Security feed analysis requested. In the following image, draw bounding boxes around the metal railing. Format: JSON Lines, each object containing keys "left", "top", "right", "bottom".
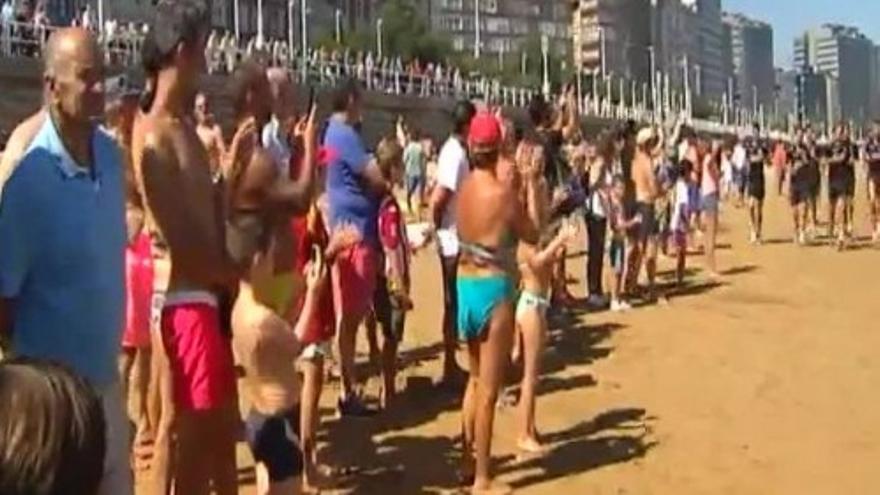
{"left": 0, "top": 19, "right": 750, "bottom": 136}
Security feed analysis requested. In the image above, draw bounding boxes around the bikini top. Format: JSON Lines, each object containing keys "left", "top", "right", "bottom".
{"left": 459, "top": 229, "right": 518, "bottom": 273}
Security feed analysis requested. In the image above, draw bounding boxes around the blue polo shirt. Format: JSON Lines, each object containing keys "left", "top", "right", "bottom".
{"left": 0, "top": 115, "right": 126, "bottom": 387}
{"left": 324, "top": 116, "right": 379, "bottom": 244}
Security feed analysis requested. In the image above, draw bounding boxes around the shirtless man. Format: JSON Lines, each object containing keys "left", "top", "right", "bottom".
{"left": 628, "top": 126, "right": 664, "bottom": 301}
{"left": 194, "top": 92, "right": 227, "bottom": 180}
{"left": 132, "top": 2, "right": 240, "bottom": 494}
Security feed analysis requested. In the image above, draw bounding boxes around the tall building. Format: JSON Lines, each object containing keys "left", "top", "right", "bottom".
{"left": 570, "top": 0, "right": 653, "bottom": 83}
{"left": 794, "top": 24, "right": 874, "bottom": 123}
{"left": 651, "top": 0, "right": 698, "bottom": 91}
{"left": 795, "top": 66, "right": 839, "bottom": 131}
{"left": 429, "top": 0, "right": 570, "bottom": 57}
{"left": 723, "top": 12, "right": 774, "bottom": 110}
{"left": 683, "top": 0, "right": 729, "bottom": 100}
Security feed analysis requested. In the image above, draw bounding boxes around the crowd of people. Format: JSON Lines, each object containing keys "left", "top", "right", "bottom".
{"left": 2, "top": 1, "right": 880, "bottom": 495}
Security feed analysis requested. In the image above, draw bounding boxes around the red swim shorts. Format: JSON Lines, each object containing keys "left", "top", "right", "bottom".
{"left": 160, "top": 301, "right": 236, "bottom": 412}
{"left": 332, "top": 242, "right": 379, "bottom": 320}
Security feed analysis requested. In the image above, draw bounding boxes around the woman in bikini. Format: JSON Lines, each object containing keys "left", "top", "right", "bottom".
{"left": 456, "top": 112, "right": 540, "bottom": 494}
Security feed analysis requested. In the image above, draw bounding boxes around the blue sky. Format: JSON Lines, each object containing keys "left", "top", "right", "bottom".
{"left": 725, "top": 0, "right": 880, "bottom": 68}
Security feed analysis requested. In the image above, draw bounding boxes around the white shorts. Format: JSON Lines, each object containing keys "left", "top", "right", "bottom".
{"left": 300, "top": 340, "right": 333, "bottom": 361}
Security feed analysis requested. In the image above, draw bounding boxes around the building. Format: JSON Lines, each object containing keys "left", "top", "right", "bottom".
{"left": 682, "top": 0, "right": 729, "bottom": 100}
{"left": 795, "top": 66, "right": 839, "bottom": 131}
{"left": 776, "top": 67, "right": 797, "bottom": 121}
{"left": 570, "top": 0, "right": 653, "bottom": 83}
{"left": 651, "top": 0, "right": 697, "bottom": 91}
{"left": 723, "top": 12, "right": 774, "bottom": 111}
{"left": 429, "top": 0, "right": 570, "bottom": 58}
{"left": 794, "top": 24, "right": 874, "bottom": 123}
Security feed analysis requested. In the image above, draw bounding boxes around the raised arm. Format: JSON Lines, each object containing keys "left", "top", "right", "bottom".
{"left": 265, "top": 107, "right": 318, "bottom": 213}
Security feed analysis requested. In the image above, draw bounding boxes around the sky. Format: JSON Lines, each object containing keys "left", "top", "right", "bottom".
{"left": 724, "top": 0, "right": 880, "bottom": 68}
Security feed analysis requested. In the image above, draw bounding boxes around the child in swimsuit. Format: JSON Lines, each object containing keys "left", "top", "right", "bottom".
{"left": 671, "top": 161, "right": 696, "bottom": 286}
{"left": 511, "top": 141, "right": 577, "bottom": 455}
{"left": 606, "top": 176, "right": 643, "bottom": 312}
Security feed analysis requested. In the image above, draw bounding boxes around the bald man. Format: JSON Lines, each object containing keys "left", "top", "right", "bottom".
{"left": 0, "top": 28, "right": 132, "bottom": 495}
{"left": 132, "top": 2, "right": 240, "bottom": 494}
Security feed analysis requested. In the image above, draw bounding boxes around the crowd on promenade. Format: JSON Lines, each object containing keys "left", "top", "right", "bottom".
{"left": 2, "top": 1, "right": 880, "bottom": 495}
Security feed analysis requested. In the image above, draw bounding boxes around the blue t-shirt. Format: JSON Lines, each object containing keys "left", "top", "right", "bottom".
{"left": 323, "top": 117, "right": 379, "bottom": 244}
{"left": 0, "top": 116, "right": 126, "bottom": 388}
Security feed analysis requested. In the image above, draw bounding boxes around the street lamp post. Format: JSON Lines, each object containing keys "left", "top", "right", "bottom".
{"left": 335, "top": 9, "right": 342, "bottom": 44}
{"left": 683, "top": 54, "right": 691, "bottom": 118}
{"left": 234, "top": 0, "right": 240, "bottom": 40}
{"left": 376, "top": 18, "right": 384, "bottom": 60}
{"left": 287, "top": 0, "right": 294, "bottom": 63}
{"left": 592, "top": 69, "right": 600, "bottom": 114}
{"left": 648, "top": 45, "right": 656, "bottom": 118}
{"left": 541, "top": 34, "right": 550, "bottom": 99}
{"left": 598, "top": 25, "right": 607, "bottom": 78}
{"left": 257, "top": 0, "right": 264, "bottom": 48}
{"left": 474, "top": 0, "right": 481, "bottom": 59}
{"left": 300, "top": 0, "right": 308, "bottom": 83}
{"left": 97, "top": 0, "right": 104, "bottom": 34}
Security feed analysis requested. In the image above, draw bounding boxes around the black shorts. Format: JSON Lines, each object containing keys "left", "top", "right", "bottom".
{"left": 748, "top": 180, "right": 766, "bottom": 201}
{"left": 829, "top": 169, "right": 855, "bottom": 200}
{"left": 635, "top": 202, "right": 659, "bottom": 242}
{"left": 245, "top": 407, "right": 303, "bottom": 482}
{"left": 374, "top": 276, "right": 407, "bottom": 344}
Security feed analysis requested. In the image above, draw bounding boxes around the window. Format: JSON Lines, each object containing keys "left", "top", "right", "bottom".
{"left": 440, "top": 15, "right": 464, "bottom": 31}
{"left": 481, "top": 0, "right": 498, "bottom": 14}
{"left": 453, "top": 36, "right": 466, "bottom": 51}
{"left": 485, "top": 17, "right": 510, "bottom": 34}
{"left": 441, "top": 0, "right": 464, "bottom": 10}
{"left": 511, "top": 19, "right": 529, "bottom": 35}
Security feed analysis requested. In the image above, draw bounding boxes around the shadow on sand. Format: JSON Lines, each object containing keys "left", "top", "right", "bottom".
{"left": 314, "top": 313, "right": 650, "bottom": 493}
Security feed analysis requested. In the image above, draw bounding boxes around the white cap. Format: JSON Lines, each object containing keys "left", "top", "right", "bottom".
{"left": 636, "top": 126, "right": 656, "bottom": 146}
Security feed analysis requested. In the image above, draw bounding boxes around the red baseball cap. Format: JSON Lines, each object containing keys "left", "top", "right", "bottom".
{"left": 468, "top": 111, "right": 502, "bottom": 151}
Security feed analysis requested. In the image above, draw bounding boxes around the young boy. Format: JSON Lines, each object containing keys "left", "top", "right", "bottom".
{"left": 373, "top": 137, "right": 415, "bottom": 408}
{"left": 671, "top": 160, "right": 696, "bottom": 286}
{"left": 233, "top": 228, "right": 327, "bottom": 495}
{"left": 606, "top": 175, "right": 642, "bottom": 312}
{"left": 234, "top": 210, "right": 355, "bottom": 495}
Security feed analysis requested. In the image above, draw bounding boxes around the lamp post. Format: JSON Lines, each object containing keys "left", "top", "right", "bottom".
{"left": 376, "top": 17, "right": 384, "bottom": 60}
{"left": 648, "top": 45, "right": 656, "bottom": 117}
{"left": 541, "top": 34, "right": 550, "bottom": 98}
{"left": 234, "top": 0, "right": 240, "bottom": 40}
{"left": 597, "top": 24, "right": 607, "bottom": 78}
{"left": 300, "top": 0, "right": 308, "bottom": 83}
{"left": 287, "top": 0, "right": 294, "bottom": 63}
{"left": 257, "top": 0, "right": 264, "bottom": 48}
{"left": 474, "top": 0, "right": 481, "bottom": 59}
{"left": 335, "top": 8, "right": 342, "bottom": 44}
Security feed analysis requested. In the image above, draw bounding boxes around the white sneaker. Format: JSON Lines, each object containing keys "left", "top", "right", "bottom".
{"left": 611, "top": 300, "right": 631, "bottom": 312}
{"left": 749, "top": 231, "right": 758, "bottom": 245}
